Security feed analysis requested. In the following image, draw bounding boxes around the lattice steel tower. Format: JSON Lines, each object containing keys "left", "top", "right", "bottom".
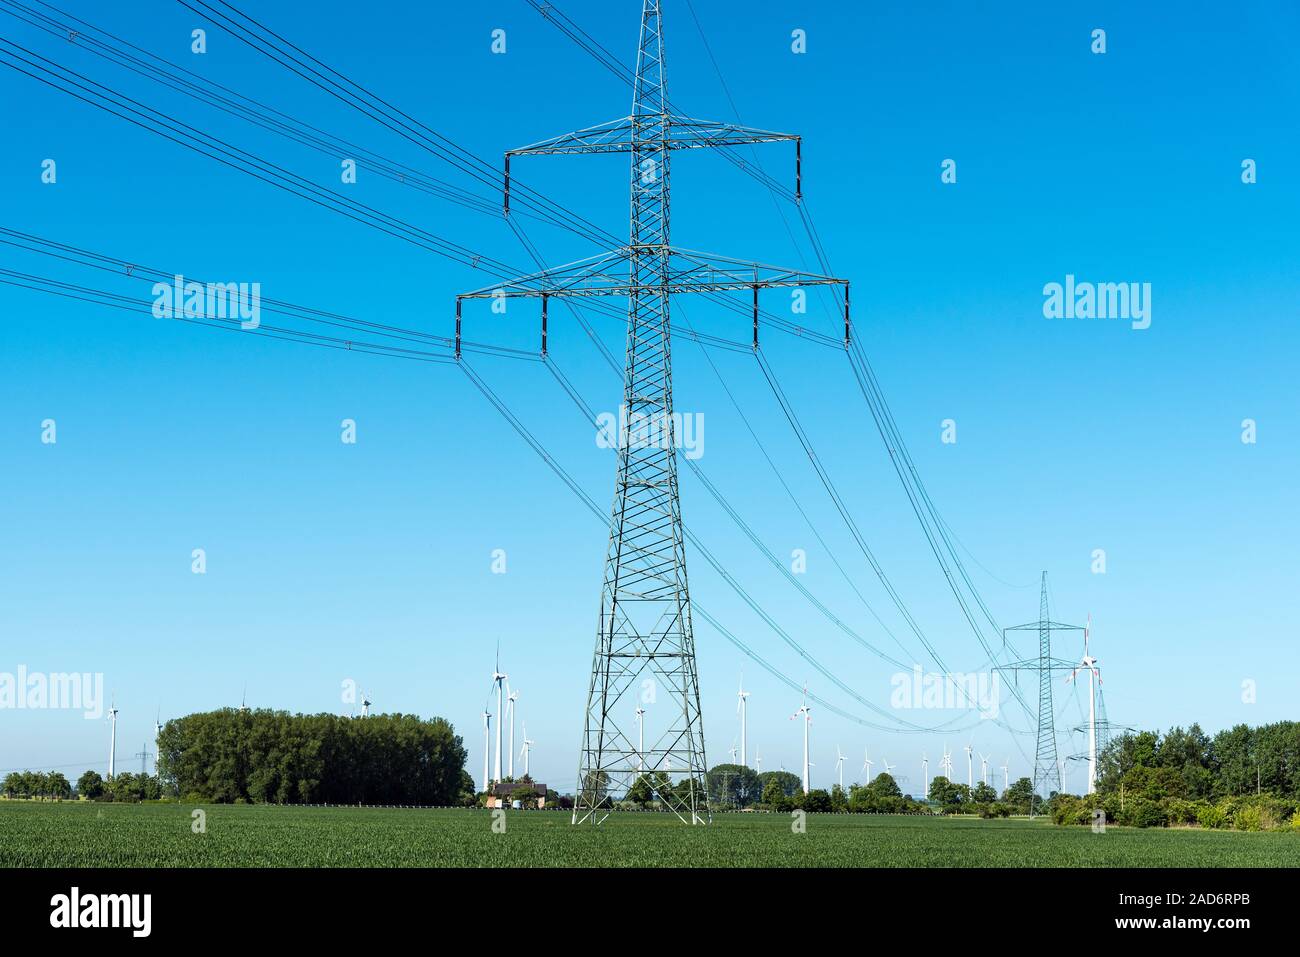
{"left": 997, "top": 572, "right": 1084, "bottom": 816}
{"left": 455, "top": 0, "right": 848, "bottom": 825}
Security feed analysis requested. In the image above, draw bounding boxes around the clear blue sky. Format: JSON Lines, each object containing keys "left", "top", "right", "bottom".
{"left": 1, "top": 0, "right": 1296, "bottom": 794}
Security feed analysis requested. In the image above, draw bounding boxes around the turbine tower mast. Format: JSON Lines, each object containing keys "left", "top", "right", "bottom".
{"left": 1069, "top": 614, "right": 1101, "bottom": 794}
{"left": 492, "top": 649, "right": 507, "bottom": 784}
{"left": 107, "top": 697, "right": 118, "bottom": 779}
{"left": 456, "top": 0, "right": 848, "bottom": 824}
{"left": 737, "top": 674, "right": 750, "bottom": 768}
{"left": 154, "top": 709, "right": 163, "bottom": 777}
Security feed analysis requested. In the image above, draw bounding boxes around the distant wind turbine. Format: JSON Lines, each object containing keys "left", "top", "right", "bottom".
{"left": 789, "top": 685, "right": 812, "bottom": 793}
{"left": 107, "top": 696, "right": 118, "bottom": 779}
{"left": 736, "top": 674, "right": 750, "bottom": 768}
{"left": 519, "top": 722, "right": 535, "bottom": 778}
{"left": 862, "top": 750, "right": 874, "bottom": 782}
{"left": 506, "top": 684, "right": 519, "bottom": 778}
{"left": 835, "top": 745, "right": 845, "bottom": 791}
{"left": 1067, "top": 613, "right": 1102, "bottom": 794}
{"left": 491, "top": 646, "right": 508, "bottom": 783}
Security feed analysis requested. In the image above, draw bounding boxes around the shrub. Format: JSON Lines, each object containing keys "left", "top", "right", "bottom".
{"left": 1236, "top": 805, "right": 1264, "bottom": 832}
{"left": 1118, "top": 798, "right": 1167, "bottom": 828}
{"left": 1165, "top": 799, "right": 1201, "bottom": 826}
{"left": 1196, "top": 803, "right": 1227, "bottom": 829}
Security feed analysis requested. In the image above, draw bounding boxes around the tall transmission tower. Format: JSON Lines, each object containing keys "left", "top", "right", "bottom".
{"left": 455, "top": 0, "right": 849, "bottom": 825}
{"left": 995, "top": 572, "right": 1084, "bottom": 816}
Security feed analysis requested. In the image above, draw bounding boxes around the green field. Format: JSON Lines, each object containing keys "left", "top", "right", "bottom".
{"left": 3, "top": 802, "right": 1298, "bottom": 867}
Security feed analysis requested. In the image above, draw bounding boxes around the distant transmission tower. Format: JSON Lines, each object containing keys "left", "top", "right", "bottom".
{"left": 455, "top": 0, "right": 849, "bottom": 825}
{"left": 996, "top": 572, "right": 1084, "bottom": 816}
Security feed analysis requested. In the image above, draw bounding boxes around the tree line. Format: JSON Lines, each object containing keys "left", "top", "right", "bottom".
{"left": 3, "top": 710, "right": 473, "bottom": 806}
{"left": 157, "top": 709, "right": 472, "bottom": 805}
{"left": 1052, "top": 721, "right": 1300, "bottom": 830}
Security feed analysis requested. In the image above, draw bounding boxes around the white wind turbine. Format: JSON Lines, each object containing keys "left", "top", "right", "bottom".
{"left": 491, "top": 648, "right": 508, "bottom": 783}
{"left": 964, "top": 743, "right": 974, "bottom": 789}
{"left": 107, "top": 696, "right": 119, "bottom": 779}
{"left": 481, "top": 711, "right": 492, "bottom": 792}
{"left": 519, "top": 722, "right": 535, "bottom": 778}
{"left": 154, "top": 709, "right": 163, "bottom": 776}
{"left": 1001, "top": 759, "right": 1010, "bottom": 794}
{"left": 360, "top": 689, "right": 371, "bottom": 718}
{"left": 754, "top": 751, "right": 762, "bottom": 774}
{"left": 729, "top": 738, "right": 739, "bottom": 764}
{"left": 940, "top": 746, "right": 954, "bottom": 780}
{"left": 506, "top": 684, "right": 519, "bottom": 778}
{"left": 979, "top": 752, "right": 990, "bottom": 785}
{"left": 882, "top": 758, "right": 896, "bottom": 784}
{"left": 862, "top": 750, "right": 874, "bottom": 782}
{"left": 1068, "top": 613, "right": 1102, "bottom": 794}
{"left": 835, "top": 745, "right": 845, "bottom": 791}
{"left": 635, "top": 706, "right": 646, "bottom": 772}
{"left": 922, "top": 752, "right": 930, "bottom": 798}
{"left": 789, "top": 686, "right": 812, "bottom": 793}
{"left": 736, "top": 674, "right": 750, "bottom": 768}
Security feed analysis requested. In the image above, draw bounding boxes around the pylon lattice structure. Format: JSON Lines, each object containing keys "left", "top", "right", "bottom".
{"left": 454, "top": 0, "right": 849, "bottom": 825}
{"left": 995, "top": 572, "right": 1084, "bottom": 816}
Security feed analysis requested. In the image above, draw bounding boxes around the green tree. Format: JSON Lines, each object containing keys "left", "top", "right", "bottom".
{"left": 866, "top": 772, "right": 901, "bottom": 799}
{"left": 803, "top": 788, "right": 832, "bottom": 812}
{"left": 76, "top": 770, "right": 105, "bottom": 800}
{"left": 2, "top": 772, "right": 22, "bottom": 798}
{"left": 1003, "top": 776, "right": 1034, "bottom": 813}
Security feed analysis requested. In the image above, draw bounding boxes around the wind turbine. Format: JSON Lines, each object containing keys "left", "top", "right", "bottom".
{"left": 635, "top": 706, "right": 646, "bottom": 772}
{"left": 736, "top": 674, "right": 750, "bottom": 768}
{"left": 506, "top": 684, "right": 519, "bottom": 778}
{"left": 481, "top": 710, "right": 492, "bottom": 792}
{"left": 1068, "top": 613, "right": 1102, "bottom": 794}
{"left": 881, "top": 758, "right": 896, "bottom": 785}
{"left": 979, "top": 752, "right": 990, "bottom": 785}
{"left": 921, "top": 753, "right": 929, "bottom": 799}
{"left": 519, "top": 722, "right": 535, "bottom": 778}
{"left": 754, "top": 751, "right": 762, "bottom": 774}
{"left": 729, "top": 738, "right": 739, "bottom": 764}
{"left": 862, "top": 750, "right": 874, "bottom": 782}
{"left": 1001, "top": 759, "right": 1010, "bottom": 794}
{"left": 239, "top": 686, "right": 247, "bottom": 713}
{"left": 491, "top": 647, "right": 507, "bottom": 783}
{"left": 940, "top": 746, "right": 954, "bottom": 779}
{"left": 107, "top": 697, "right": 118, "bottom": 779}
{"left": 789, "top": 686, "right": 812, "bottom": 794}
{"left": 154, "top": 709, "right": 163, "bottom": 776}
{"left": 835, "top": 745, "right": 846, "bottom": 791}
{"left": 964, "top": 744, "right": 974, "bottom": 789}
{"left": 360, "top": 689, "right": 371, "bottom": 718}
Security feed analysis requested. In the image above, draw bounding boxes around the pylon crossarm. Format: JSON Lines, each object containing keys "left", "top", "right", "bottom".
{"left": 456, "top": 247, "right": 846, "bottom": 299}
{"left": 1004, "top": 621, "right": 1085, "bottom": 632}
{"left": 507, "top": 114, "right": 797, "bottom": 157}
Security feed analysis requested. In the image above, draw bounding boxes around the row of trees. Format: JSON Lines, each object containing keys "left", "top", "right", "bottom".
{"left": 1049, "top": 722, "right": 1300, "bottom": 829}
{"left": 700, "top": 763, "right": 1041, "bottom": 815}
{"left": 2, "top": 770, "right": 73, "bottom": 799}
{"left": 158, "top": 709, "right": 471, "bottom": 804}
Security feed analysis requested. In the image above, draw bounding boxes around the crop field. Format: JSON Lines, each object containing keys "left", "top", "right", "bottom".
{"left": 4, "top": 803, "right": 1298, "bottom": 868}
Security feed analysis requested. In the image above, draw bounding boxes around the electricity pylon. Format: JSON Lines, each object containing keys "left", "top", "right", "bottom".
{"left": 454, "top": 0, "right": 849, "bottom": 825}
{"left": 995, "top": 572, "right": 1084, "bottom": 816}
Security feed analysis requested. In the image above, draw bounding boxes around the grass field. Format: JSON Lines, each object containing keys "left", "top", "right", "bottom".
{"left": 4, "top": 803, "right": 1298, "bottom": 867}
